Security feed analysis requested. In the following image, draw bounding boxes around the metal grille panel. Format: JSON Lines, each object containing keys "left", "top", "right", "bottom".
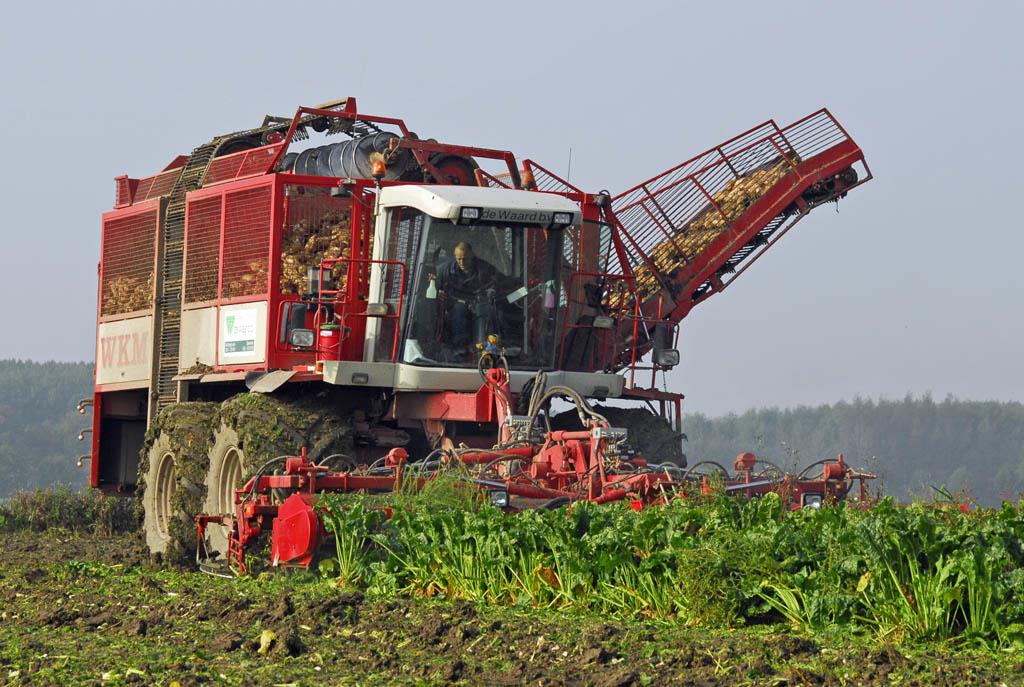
{"left": 281, "top": 186, "right": 353, "bottom": 295}
{"left": 134, "top": 167, "right": 183, "bottom": 203}
{"left": 476, "top": 169, "right": 514, "bottom": 189}
{"left": 221, "top": 186, "right": 273, "bottom": 299}
{"left": 524, "top": 159, "right": 582, "bottom": 195}
{"left": 205, "top": 144, "right": 284, "bottom": 186}
{"left": 101, "top": 208, "right": 157, "bottom": 316}
{"left": 383, "top": 211, "right": 421, "bottom": 301}
{"left": 115, "top": 177, "right": 133, "bottom": 207}
{"left": 204, "top": 155, "right": 244, "bottom": 186}
{"left": 184, "top": 196, "right": 223, "bottom": 303}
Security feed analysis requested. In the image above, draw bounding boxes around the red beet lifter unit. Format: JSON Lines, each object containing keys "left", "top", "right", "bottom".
{"left": 83, "top": 97, "right": 873, "bottom": 568}
{"left": 202, "top": 447, "right": 872, "bottom": 573}
{"left": 198, "top": 366, "right": 873, "bottom": 573}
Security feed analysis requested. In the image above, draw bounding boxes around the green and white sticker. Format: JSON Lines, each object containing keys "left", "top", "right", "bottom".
{"left": 222, "top": 307, "right": 257, "bottom": 357}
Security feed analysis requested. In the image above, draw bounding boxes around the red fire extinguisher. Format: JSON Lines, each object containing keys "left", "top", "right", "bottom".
{"left": 318, "top": 323, "right": 341, "bottom": 362}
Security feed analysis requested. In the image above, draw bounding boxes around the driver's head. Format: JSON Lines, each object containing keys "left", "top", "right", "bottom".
{"left": 454, "top": 242, "right": 473, "bottom": 270}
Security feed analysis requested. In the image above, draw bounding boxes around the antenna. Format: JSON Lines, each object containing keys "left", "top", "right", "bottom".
{"left": 566, "top": 147, "right": 573, "bottom": 181}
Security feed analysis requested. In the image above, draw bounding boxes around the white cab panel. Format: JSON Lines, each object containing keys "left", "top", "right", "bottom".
{"left": 179, "top": 306, "right": 217, "bottom": 371}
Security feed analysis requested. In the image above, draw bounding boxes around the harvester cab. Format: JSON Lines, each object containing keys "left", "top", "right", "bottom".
{"left": 364, "top": 185, "right": 579, "bottom": 372}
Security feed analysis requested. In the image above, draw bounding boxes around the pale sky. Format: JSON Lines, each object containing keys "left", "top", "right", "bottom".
{"left": 1, "top": 1, "right": 1021, "bottom": 415}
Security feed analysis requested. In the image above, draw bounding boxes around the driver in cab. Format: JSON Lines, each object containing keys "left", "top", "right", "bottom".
{"left": 436, "top": 241, "right": 500, "bottom": 349}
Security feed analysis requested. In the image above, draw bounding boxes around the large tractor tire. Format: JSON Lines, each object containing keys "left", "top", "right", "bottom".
{"left": 201, "top": 393, "right": 354, "bottom": 558}
{"left": 551, "top": 404, "right": 687, "bottom": 466}
{"left": 138, "top": 402, "right": 218, "bottom": 565}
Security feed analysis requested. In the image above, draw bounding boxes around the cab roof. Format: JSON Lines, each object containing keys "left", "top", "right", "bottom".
{"left": 378, "top": 184, "right": 582, "bottom": 222}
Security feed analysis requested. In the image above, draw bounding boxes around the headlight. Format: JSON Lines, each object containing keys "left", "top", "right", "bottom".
{"left": 654, "top": 348, "right": 680, "bottom": 368}
{"left": 458, "top": 206, "right": 482, "bottom": 224}
{"left": 288, "top": 328, "right": 315, "bottom": 347}
{"left": 488, "top": 489, "right": 509, "bottom": 508}
{"left": 550, "top": 211, "right": 573, "bottom": 228}
{"left": 802, "top": 493, "right": 823, "bottom": 509}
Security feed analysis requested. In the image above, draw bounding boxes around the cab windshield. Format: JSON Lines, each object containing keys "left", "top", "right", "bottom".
{"left": 379, "top": 209, "right": 567, "bottom": 369}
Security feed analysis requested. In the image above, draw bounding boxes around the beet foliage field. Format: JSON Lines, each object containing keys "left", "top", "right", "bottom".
{"left": 1, "top": 489, "right": 1023, "bottom": 685}
{"left": 321, "top": 491, "right": 1024, "bottom": 648}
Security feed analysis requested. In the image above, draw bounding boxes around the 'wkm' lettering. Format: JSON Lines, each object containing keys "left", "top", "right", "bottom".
{"left": 100, "top": 332, "right": 148, "bottom": 368}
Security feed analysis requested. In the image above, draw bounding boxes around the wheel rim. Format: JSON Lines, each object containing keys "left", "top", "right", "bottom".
{"left": 154, "top": 452, "right": 176, "bottom": 540}
{"left": 218, "top": 447, "right": 243, "bottom": 515}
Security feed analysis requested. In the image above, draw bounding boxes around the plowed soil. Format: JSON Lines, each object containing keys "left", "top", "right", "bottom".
{"left": 1, "top": 530, "right": 1020, "bottom": 686}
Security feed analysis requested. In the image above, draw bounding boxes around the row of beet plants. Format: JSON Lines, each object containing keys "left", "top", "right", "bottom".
{"left": 317, "top": 490, "right": 1024, "bottom": 649}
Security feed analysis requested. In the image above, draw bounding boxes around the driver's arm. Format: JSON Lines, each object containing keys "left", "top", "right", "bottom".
{"left": 435, "top": 262, "right": 450, "bottom": 298}
{"left": 479, "top": 259, "right": 500, "bottom": 290}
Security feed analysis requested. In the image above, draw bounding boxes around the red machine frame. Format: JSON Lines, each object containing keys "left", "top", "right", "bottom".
{"left": 87, "top": 99, "right": 871, "bottom": 504}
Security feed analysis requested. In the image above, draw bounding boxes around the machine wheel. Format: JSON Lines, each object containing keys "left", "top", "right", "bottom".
{"left": 138, "top": 402, "right": 218, "bottom": 564}
{"left": 200, "top": 392, "right": 355, "bottom": 559}
{"left": 550, "top": 404, "right": 687, "bottom": 466}
{"left": 141, "top": 433, "right": 176, "bottom": 555}
{"left": 202, "top": 424, "right": 247, "bottom": 558}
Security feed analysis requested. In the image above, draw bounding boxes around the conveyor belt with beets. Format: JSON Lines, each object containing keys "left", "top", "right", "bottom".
{"left": 609, "top": 109, "right": 871, "bottom": 331}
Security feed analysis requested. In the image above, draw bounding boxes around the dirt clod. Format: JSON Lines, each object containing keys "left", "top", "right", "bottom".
{"left": 22, "top": 567, "right": 47, "bottom": 583}
{"left": 580, "top": 646, "right": 611, "bottom": 664}
{"left": 273, "top": 625, "right": 305, "bottom": 657}
{"left": 40, "top": 607, "right": 78, "bottom": 626}
{"left": 434, "top": 659, "right": 465, "bottom": 682}
{"left": 269, "top": 595, "right": 294, "bottom": 621}
{"left": 210, "top": 632, "right": 244, "bottom": 653}
{"left": 79, "top": 611, "right": 115, "bottom": 628}
{"left": 594, "top": 668, "right": 639, "bottom": 687}
{"left": 125, "top": 618, "right": 148, "bottom": 636}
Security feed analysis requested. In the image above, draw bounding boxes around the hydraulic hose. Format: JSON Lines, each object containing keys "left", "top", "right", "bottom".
{"left": 243, "top": 455, "right": 291, "bottom": 503}
{"left": 680, "top": 460, "right": 731, "bottom": 482}
{"left": 528, "top": 385, "right": 609, "bottom": 431}
{"left": 478, "top": 353, "right": 513, "bottom": 417}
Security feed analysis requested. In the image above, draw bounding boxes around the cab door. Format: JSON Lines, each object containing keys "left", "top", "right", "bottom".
{"left": 363, "top": 206, "right": 426, "bottom": 362}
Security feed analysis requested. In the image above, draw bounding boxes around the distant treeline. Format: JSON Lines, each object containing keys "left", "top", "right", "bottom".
{"left": 0, "top": 360, "right": 93, "bottom": 498}
{"left": 685, "top": 396, "right": 1024, "bottom": 506}
{"left": 1, "top": 360, "right": 1022, "bottom": 505}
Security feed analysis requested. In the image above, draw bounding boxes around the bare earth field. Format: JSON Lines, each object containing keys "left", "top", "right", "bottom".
{"left": 0, "top": 530, "right": 1020, "bottom": 686}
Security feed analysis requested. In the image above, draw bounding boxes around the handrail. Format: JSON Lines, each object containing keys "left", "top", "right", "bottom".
{"left": 316, "top": 257, "right": 408, "bottom": 363}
